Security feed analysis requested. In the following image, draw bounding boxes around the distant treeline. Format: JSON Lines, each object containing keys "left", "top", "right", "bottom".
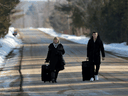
{"left": 0, "top": 0, "right": 20, "bottom": 38}
{"left": 53, "top": 0, "right": 128, "bottom": 44}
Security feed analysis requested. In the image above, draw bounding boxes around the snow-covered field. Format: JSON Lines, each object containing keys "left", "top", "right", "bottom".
{"left": 0, "top": 27, "right": 22, "bottom": 68}
{"left": 38, "top": 28, "right": 128, "bottom": 57}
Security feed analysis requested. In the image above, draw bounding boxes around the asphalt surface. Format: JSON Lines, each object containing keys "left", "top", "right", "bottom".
{"left": 0, "top": 28, "right": 128, "bottom": 96}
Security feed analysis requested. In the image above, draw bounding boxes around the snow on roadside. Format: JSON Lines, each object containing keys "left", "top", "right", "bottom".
{"left": 104, "top": 42, "right": 128, "bottom": 57}
{"left": 38, "top": 28, "right": 90, "bottom": 44}
{"left": 0, "top": 27, "right": 22, "bottom": 68}
{"left": 38, "top": 28, "right": 128, "bottom": 57}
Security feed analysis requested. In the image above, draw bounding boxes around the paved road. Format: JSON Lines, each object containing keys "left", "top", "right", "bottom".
{"left": 3, "top": 28, "right": 128, "bottom": 96}
{"left": 0, "top": 47, "right": 21, "bottom": 96}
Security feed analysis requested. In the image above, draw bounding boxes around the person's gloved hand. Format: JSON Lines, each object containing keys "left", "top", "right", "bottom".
{"left": 86, "top": 57, "right": 89, "bottom": 61}
{"left": 102, "top": 57, "right": 105, "bottom": 61}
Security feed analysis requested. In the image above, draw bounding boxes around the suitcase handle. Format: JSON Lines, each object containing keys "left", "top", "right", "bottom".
{"left": 81, "top": 58, "right": 89, "bottom": 66}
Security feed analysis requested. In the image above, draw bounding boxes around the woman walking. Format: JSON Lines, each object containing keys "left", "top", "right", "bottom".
{"left": 45, "top": 37, "right": 65, "bottom": 83}
{"left": 87, "top": 32, "right": 105, "bottom": 82}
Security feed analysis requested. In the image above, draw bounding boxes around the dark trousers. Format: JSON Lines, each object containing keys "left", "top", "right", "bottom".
{"left": 51, "top": 70, "right": 59, "bottom": 81}
{"left": 90, "top": 62, "right": 100, "bottom": 77}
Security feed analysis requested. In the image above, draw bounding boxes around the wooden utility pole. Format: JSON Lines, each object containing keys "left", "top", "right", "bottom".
{"left": 67, "top": 0, "right": 70, "bottom": 34}
{"left": 23, "top": 8, "right": 25, "bottom": 28}
{"left": 48, "top": 0, "right": 50, "bottom": 16}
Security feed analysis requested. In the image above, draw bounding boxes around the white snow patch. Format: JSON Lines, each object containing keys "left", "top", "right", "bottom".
{"left": 38, "top": 28, "right": 128, "bottom": 57}
{"left": 38, "top": 28, "right": 89, "bottom": 44}
{"left": 0, "top": 27, "right": 22, "bottom": 68}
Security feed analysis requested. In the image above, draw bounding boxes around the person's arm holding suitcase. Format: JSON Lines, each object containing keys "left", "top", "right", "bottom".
{"left": 45, "top": 45, "right": 52, "bottom": 63}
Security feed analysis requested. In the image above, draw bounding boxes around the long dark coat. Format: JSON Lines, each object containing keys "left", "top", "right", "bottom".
{"left": 87, "top": 35, "right": 105, "bottom": 65}
{"left": 46, "top": 43, "right": 65, "bottom": 71}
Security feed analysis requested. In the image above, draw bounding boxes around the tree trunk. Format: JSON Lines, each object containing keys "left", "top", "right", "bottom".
{"left": 126, "top": 35, "right": 128, "bottom": 45}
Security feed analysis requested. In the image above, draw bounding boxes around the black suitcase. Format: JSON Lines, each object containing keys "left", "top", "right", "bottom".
{"left": 82, "top": 61, "right": 91, "bottom": 81}
{"left": 41, "top": 65, "right": 51, "bottom": 83}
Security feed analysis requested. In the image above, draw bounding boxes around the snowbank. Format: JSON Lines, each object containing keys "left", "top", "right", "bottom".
{"left": 104, "top": 42, "right": 128, "bottom": 57}
{"left": 0, "top": 27, "right": 22, "bottom": 68}
{"left": 38, "top": 28, "right": 90, "bottom": 44}
{"left": 38, "top": 28, "right": 128, "bottom": 57}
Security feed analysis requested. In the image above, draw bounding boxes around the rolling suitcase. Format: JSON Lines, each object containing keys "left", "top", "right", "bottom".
{"left": 82, "top": 61, "right": 91, "bottom": 81}
{"left": 41, "top": 65, "right": 51, "bottom": 83}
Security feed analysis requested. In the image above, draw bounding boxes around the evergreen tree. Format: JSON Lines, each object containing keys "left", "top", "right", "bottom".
{"left": 100, "top": 0, "right": 128, "bottom": 43}
{"left": 0, "top": 0, "right": 20, "bottom": 38}
{"left": 49, "top": 10, "right": 69, "bottom": 33}
{"left": 54, "top": 0, "right": 128, "bottom": 44}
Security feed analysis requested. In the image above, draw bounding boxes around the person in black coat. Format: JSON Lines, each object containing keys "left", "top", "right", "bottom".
{"left": 87, "top": 32, "right": 105, "bottom": 82}
{"left": 45, "top": 37, "right": 65, "bottom": 83}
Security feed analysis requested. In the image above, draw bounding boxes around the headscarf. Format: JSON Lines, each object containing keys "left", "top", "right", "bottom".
{"left": 53, "top": 37, "right": 60, "bottom": 48}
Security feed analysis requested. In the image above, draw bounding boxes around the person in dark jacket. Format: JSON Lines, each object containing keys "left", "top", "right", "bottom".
{"left": 87, "top": 32, "right": 105, "bottom": 82}
{"left": 45, "top": 37, "right": 65, "bottom": 83}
